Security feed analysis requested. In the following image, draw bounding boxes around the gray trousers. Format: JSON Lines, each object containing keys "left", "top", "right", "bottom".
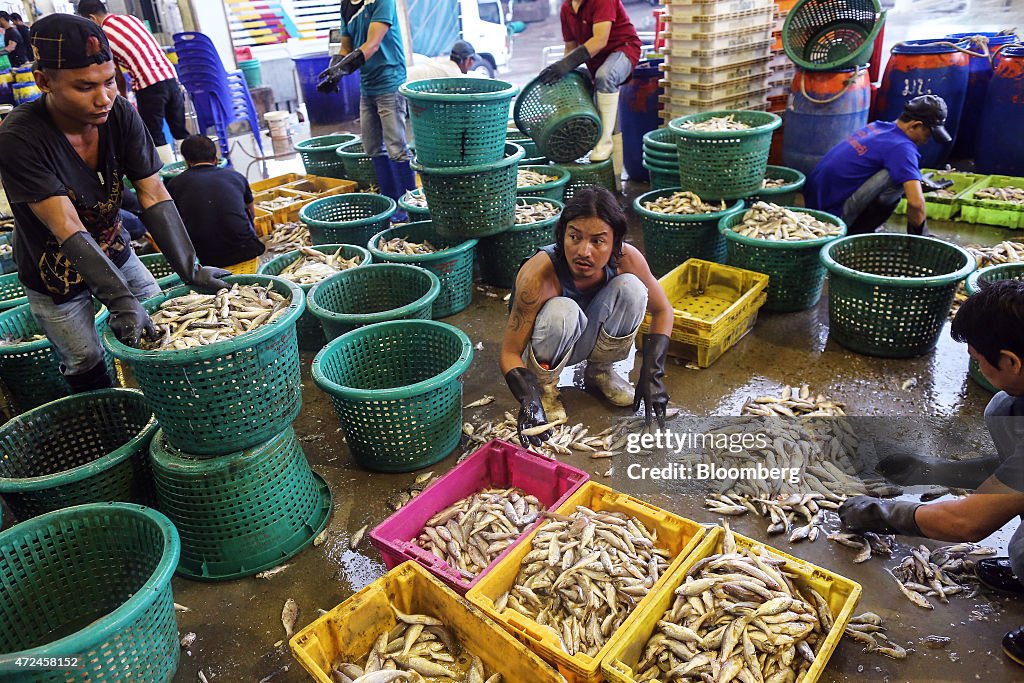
{"left": 360, "top": 91, "right": 412, "bottom": 162}
{"left": 842, "top": 169, "right": 905, "bottom": 232}
{"left": 593, "top": 51, "right": 634, "bottom": 94}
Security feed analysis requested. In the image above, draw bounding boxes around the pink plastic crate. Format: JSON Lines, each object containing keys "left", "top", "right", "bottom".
{"left": 369, "top": 439, "right": 589, "bottom": 594}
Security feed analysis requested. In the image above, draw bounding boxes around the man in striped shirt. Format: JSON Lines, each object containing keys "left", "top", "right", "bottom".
{"left": 78, "top": 0, "right": 187, "bottom": 165}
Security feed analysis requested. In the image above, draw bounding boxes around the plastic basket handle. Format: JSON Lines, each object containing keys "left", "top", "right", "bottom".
{"left": 799, "top": 66, "right": 868, "bottom": 105}
{"left": 505, "top": 610, "right": 553, "bottom": 644}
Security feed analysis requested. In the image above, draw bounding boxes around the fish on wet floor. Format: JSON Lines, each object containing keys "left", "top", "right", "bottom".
{"left": 282, "top": 598, "right": 299, "bottom": 638}
{"left": 350, "top": 525, "right": 368, "bottom": 550}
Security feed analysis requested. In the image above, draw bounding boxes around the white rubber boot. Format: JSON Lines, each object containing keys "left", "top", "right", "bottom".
{"left": 584, "top": 327, "right": 638, "bottom": 407}
{"left": 589, "top": 91, "right": 620, "bottom": 162}
{"left": 155, "top": 144, "right": 175, "bottom": 165}
{"left": 611, "top": 133, "right": 624, "bottom": 191}
{"left": 525, "top": 346, "right": 568, "bottom": 423}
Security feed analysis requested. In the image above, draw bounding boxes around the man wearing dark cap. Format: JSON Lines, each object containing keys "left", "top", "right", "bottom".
{"left": 0, "top": 14, "right": 228, "bottom": 393}
{"left": 805, "top": 95, "right": 954, "bottom": 236}
{"left": 404, "top": 40, "right": 485, "bottom": 82}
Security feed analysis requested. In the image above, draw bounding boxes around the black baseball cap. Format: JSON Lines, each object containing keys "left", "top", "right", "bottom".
{"left": 450, "top": 40, "right": 476, "bottom": 62}
{"left": 30, "top": 13, "right": 112, "bottom": 71}
{"left": 903, "top": 95, "right": 951, "bottom": 143}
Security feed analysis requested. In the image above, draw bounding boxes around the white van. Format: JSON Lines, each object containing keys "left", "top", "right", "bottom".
{"left": 461, "top": 0, "right": 513, "bottom": 75}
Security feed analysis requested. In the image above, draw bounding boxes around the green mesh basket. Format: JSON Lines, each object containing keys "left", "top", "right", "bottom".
{"left": 312, "top": 320, "right": 473, "bottom": 472}
{"left": 783, "top": 0, "right": 885, "bottom": 71}
{"left": 561, "top": 157, "right": 617, "bottom": 200}
{"left": 258, "top": 244, "right": 372, "bottom": 350}
{"left": 643, "top": 146, "right": 679, "bottom": 165}
{"left": 300, "top": 193, "right": 396, "bottom": 246}
{"left": 517, "top": 164, "right": 570, "bottom": 200}
{"left": 0, "top": 301, "right": 116, "bottom": 415}
{"left": 634, "top": 191, "right": 744, "bottom": 277}
{"left": 295, "top": 133, "right": 358, "bottom": 179}
{"left": 0, "top": 272, "right": 27, "bottom": 312}
{"left": 399, "top": 188, "right": 431, "bottom": 220}
{"left": 479, "top": 197, "right": 564, "bottom": 288}
{"left": 643, "top": 127, "right": 680, "bottom": 155}
{"left": 964, "top": 263, "right": 1024, "bottom": 392}
{"left": 821, "top": 234, "right": 976, "bottom": 357}
{"left": 413, "top": 143, "right": 523, "bottom": 240}
{"left": 0, "top": 502, "right": 180, "bottom": 682}
{"left": 514, "top": 72, "right": 601, "bottom": 163}
{"left": 669, "top": 111, "right": 782, "bottom": 199}
{"left": 643, "top": 162, "right": 679, "bottom": 190}
{"left": 308, "top": 263, "right": 440, "bottom": 341}
{"left": 368, "top": 222, "right": 477, "bottom": 318}
{"left": 507, "top": 130, "right": 540, "bottom": 159}
{"left": 401, "top": 78, "right": 519, "bottom": 167}
{"left": 138, "top": 252, "right": 182, "bottom": 292}
{"left": 336, "top": 140, "right": 379, "bottom": 190}
{"left": 158, "top": 158, "right": 227, "bottom": 180}
{"left": 522, "top": 155, "right": 551, "bottom": 165}
{"left": 101, "top": 275, "right": 304, "bottom": 456}
{"left": 721, "top": 207, "right": 847, "bottom": 312}
{"left": 150, "top": 427, "right": 331, "bottom": 581}
{"left": 748, "top": 165, "right": 807, "bottom": 206}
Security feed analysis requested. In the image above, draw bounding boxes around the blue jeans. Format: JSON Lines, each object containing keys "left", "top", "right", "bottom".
{"left": 593, "top": 51, "right": 634, "bottom": 94}
{"left": 360, "top": 91, "right": 412, "bottom": 162}
{"left": 25, "top": 250, "right": 161, "bottom": 376}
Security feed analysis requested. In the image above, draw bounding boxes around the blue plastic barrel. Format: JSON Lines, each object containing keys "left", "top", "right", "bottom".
{"left": 975, "top": 45, "right": 1024, "bottom": 175}
{"left": 946, "top": 32, "right": 1019, "bottom": 158}
{"left": 292, "top": 52, "right": 360, "bottom": 126}
{"left": 782, "top": 66, "right": 871, "bottom": 177}
{"left": 619, "top": 59, "right": 663, "bottom": 182}
{"left": 875, "top": 39, "right": 970, "bottom": 167}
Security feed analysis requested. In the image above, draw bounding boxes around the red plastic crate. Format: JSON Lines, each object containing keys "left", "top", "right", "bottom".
{"left": 369, "top": 439, "right": 590, "bottom": 594}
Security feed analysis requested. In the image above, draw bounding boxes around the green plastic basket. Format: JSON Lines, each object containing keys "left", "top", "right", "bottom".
{"left": 643, "top": 145, "right": 679, "bottom": 165}
{"left": 101, "top": 275, "right": 305, "bottom": 456}
{"left": 258, "top": 244, "right": 372, "bottom": 351}
{"left": 748, "top": 165, "right": 807, "bottom": 206}
{"left": 517, "top": 164, "right": 571, "bottom": 200}
{"left": 521, "top": 155, "right": 551, "bottom": 165}
{"left": 0, "top": 272, "right": 27, "bottom": 312}
{"left": 643, "top": 127, "right": 680, "bottom": 155}
{"left": 561, "top": 157, "right": 617, "bottom": 200}
{"left": 821, "top": 234, "right": 976, "bottom": 357}
{"left": 635, "top": 190, "right": 744, "bottom": 277}
{"left": 312, "top": 320, "right": 473, "bottom": 472}
{"left": 721, "top": 207, "right": 847, "bottom": 311}
{"left": 158, "top": 158, "right": 227, "bottom": 180}
{"left": 413, "top": 142, "right": 524, "bottom": 240}
{"left": 150, "top": 427, "right": 331, "bottom": 581}
{"left": 479, "top": 197, "right": 565, "bottom": 288}
{"left": 399, "top": 188, "right": 431, "bottom": 220}
{"left": 300, "top": 193, "right": 396, "bottom": 246}
{"left": 964, "top": 263, "right": 1024, "bottom": 392}
{"left": 0, "top": 301, "right": 116, "bottom": 415}
{"left": 295, "top": 133, "right": 358, "bottom": 179}
{"left": 514, "top": 72, "right": 601, "bottom": 163}
{"left": 335, "top": 140, "right": 379, "bottom": 190}
{"left": 669, "top": 111, "right": 782, "bottom": 199}
{"left": 0, "top": 502, "right": 180, "bottom": 682}
{"left": 368, "top": 221, "right": 478, "bottom": 318}
{"left": 401, "top": 78, "right": 519, "bottom": 167}
{"left": 783, "top": 0, "right": 885, "bottom": 71}
{"left": 643, "top": 162, "right": 679, "bottom": 190}
{"left": 308, "top": 263, "right": 441, "bottom": 341}
{"left": 0, "top": 389, "right": 156, "bottom": 522}
{"left": 507, "top": 130, "right": 540, "bottom": 159}
{"left": 138, "top": 252, "right": 182, "bottom": 292}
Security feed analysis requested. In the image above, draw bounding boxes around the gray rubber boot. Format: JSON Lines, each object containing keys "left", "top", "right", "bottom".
{"left": 525, "top": 345, "right": 568, "bottom": 423}
{"left": 584, "top": 326, "right": 638, "bottom": 407}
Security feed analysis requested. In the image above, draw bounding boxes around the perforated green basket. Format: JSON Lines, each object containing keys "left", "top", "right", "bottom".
{"left": 399, "top": 189, "right": 431, "bottom": 220}
{"left": 150, "top": 427, "right": 331, "bottom": 581}
{"left": 747, "top": 165, "right": 807, "bottom": 206}
{"left": 507, "top": 130, "right": 540, "bottom": 159}
{"left": 295, "top": 133, "right": 358, "bottom": 179}
{"left": 300, "top": 193, "right": 396, "bottom": 246}
{"left": 312, "top": 320, "right": 473, "bottom": 473}
{"left": 643, "top": 127, "right": 680, "bottom": 155}
{"left": 479, "top": 198, "right": 564, "bottom": 288}
{"left": 159, "top": 158, "right": 227, "bottom": 180}
{"left": 517, "top": 164, "right": 570, "bottom": 200}
{"left": 821, "top": 234, "right": 975, "bottom": 357}
{"left": 964, "top": 263, "right": 1024, "bottom": 392}
{"left": 514, "top": 72, "right": 601, "bottom": 163}
{"left": 635, "top": 190, "right": 743, "bottom": 277}
{"left": 368, "top": 222, "right": 477, "bottom": 318}
{"left": 308, "top": 263, "right": 440, "bottom": 341}
{"left": 783, "top": 0, "right": 885, "bottom": 71}
{"left": 561, "top": 157, "right": 617, "bottom": 200}
{"left": 138, "top": 252, "right": 182, "bottom": 292}
{"left": 0, "top": 502, "right": 180, "bottom": 682}
{"left": 101, "top": 275, "right": 304, "bottom": 456}
{"left": 643, "top": 162, "right": 679, "bottom": 190}
{"left": 0, "top": 272, "right": 27, "bottom": 312}
{"left": 335, "top": 140, "right": 379, "bottom": 190}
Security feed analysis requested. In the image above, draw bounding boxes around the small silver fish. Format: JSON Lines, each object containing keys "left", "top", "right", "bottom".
{"left": 282, "top": 598, "right": 299, "bottom": 638}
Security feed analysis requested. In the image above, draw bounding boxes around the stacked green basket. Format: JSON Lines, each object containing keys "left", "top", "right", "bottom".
{"left": 479, "top": 197, "right": 564, "bottom": 289}
{"left": 635, "top": 190, "right": 744, "bottom": 277}
{"left": 561, "top": 155, "right": 617, "bottom": 201}
{"left": 643, "top": 128, "right": 681, "bottom": 191}
{"left": 295, "top": 133, "right": 358, "bottom": 179}
{"left": 964, "top": 263, "right": 1024, "bottom": 391}
{"left": 336, "top": 140, "right": 379, "bottom": 190}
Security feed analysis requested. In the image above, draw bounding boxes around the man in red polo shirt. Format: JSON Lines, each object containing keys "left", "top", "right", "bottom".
{"left": 540, "top": 0, "right": 641, "bottom": 171}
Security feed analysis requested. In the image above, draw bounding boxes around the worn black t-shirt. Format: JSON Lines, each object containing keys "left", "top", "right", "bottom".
{"left": 0, "top": 96, "right": 162, "bottom": 301}
{"left": 165, "top": 165, "right": 264, "bottom": 267}
{"left": 4, "top": 27, "right": 27, "bottom": 66}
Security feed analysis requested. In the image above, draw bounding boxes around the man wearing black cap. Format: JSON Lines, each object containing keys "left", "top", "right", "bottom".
{"left": 0, "top": 14, "right": 228, "bottom": 393}
{"left": 404, "top": 40, "right": 484, "bottom": 82}
{"left": 805, "top": 94, "right": 953, "bottom": 236}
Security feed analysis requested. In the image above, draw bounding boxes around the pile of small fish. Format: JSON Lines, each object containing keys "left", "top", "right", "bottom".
{"left": 843, "top": 612, "right": 908, "bottom": 659}
{"left": 257, "top": 195, "right": 304, "bottom": 212}
{"left": 730, "top": 202, "right": 843, "bottom": 241}
{"left": 633, "top": 523, "right": 832, "bottom": 681}
{"left": 142, "top": 282, "right": 289, "bottom": 350}
{"left": 642, "top": 191, "right": 726, "bottom": 216}
{"left": 0, "top": 331, "right": 46, "bottom": 345}
{"left": 262, "top": 222, "right": 311, "bottom": 254}
{"left": 762, "top": 177, "right": 789, "bottom": 189}
{"left": 278, "top": 246, "right": 363, "bottom": 285}
{"left": 676, "top": 114, "right": 751, "bottom": 132}
{"left": 331, "top": 604, "right": 503, "bottom": 683}
{"left": 514, "top": 200, "right": 561, "bottom": 224}
{"left": 949, "top": 241, "right": 1024, "bottom": 319}
{"left": 739, "top": 384, "right": 847, "bottom": 418}
{"left": 495, "top": 505, "right": 672, "bottom": 657}
{"left": 517, "top": 169, "right": 558, "bottom": 187}
{"left": 974, "top": 185, "right": 1024, "bottom": 204}
{"left": 887, "top": 542, "right": 993, "bottom": 609}
{"left": 412, "top": 487, "right": 544, "bottom": 579}
{"left": 386, "top": 471, "right": 438, "bottom": 513}
{"left": 826, "top": 531, "right": 895, "bottom": 564}
{"left": 402, "top": 190, "right": 428, "bottom": 209}
{"left": 928, "top": 187, "right": 958, "bottom": 199}
{"left": 377, "top": 237, "right": 439, "bottom": 255}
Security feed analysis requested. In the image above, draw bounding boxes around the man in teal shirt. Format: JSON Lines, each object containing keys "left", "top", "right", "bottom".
{"left": 319, "top": 0, "right": 414, "bottom": 220}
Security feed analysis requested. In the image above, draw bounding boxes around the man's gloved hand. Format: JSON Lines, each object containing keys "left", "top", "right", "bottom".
{"left": 907, "top": 218, "right": 929, "bottom": 236}
{"left": 141, "top": 200, "right": 230, "bottom": 293}
{"left": 877, "top": 451, "right": 1000, "bottom": 489}
{"left": 538, "top": 46, "right": 590, "bottom": 86}
{"left": 504, "top": 367, "right": 551, "bottom": 447}
{"left": 921, "top": 173, "right": 954, "bottom": 194}
{"left": 839, "top": 495, "right": 923, "bottom": 536}
{"left": 316, "top": 70, "right": 341, "bottom": 94}
{"left": 633, "top": 333, "right": 670, "bottom": 428}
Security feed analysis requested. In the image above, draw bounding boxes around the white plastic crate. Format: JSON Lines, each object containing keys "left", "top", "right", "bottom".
{"left": 666, "top": 8, "right": 774, "bottom": 37}
{"left": 663, "top": 72, "right": 771, "bottom": 101}
{"left": 661, "top": 25, "right": 775, "bottom": 54}
{"left": 664, "top": 58, "right": 771, "bottom": 86}
{"left": 770, "top": 51, "right": 792, "bottom": 70}
{"left": 663, "top": 0, "right": 772, "bottom": 13}
{"left": 660, "top": 40, "right": 772, "bottom": 68}
{"left": 663, "top": 100, "right": 770, "bottom": 119}
{"left": 660, "top": 85, "right": 771, "bottom": 111}
{"left": 768, "top": 83, "right": 790, "bottom": 99}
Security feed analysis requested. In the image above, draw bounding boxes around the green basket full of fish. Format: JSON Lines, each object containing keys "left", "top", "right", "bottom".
{"left": 101, "top": 275, "right": 305, "bottom": 456}
{"left": 479, "top": 197, "right": 564, "bottom": 289}
{"left": 964, "top": 262, "right": 1024, "bottom": 392}
{"left": 300, "top": 193, "right": 397, "bottom": 247}
{"left": 398, "top": 188, "right": 431, "bottom": 220}
{"left": 514, "top": 72, "right": 602, "bottom": 163}
{"left": 138, "top": 252, "right": 182, "bottom": 292}
{"left": 958, "top": 175, "right": 1024, "bottom": 228}
{"left": 517, "top": 165, "right": 570, "bottom": 201}
{"left": 561, "top": 156, "right": 617, "bottom": 200}
{"left": 747, "top": 165, "right": 807, "bottom": 206}
{"left": 894, "top": 169, "right": 986, "bottom": 221}
{"left": 335, "top": 140, "right": 379, "bottom": 190}
{"left": 0, "top": 272, "right": 26, "bottom": 312}
{"left": 721, "top": 203, "right": 847, "bottom": 312}
{"left": 295, "top": 133, "right": 358, "bottom": 179}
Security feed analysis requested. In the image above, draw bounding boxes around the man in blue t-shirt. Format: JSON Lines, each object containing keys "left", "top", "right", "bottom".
{"left": 804, "top": 95, "right": 952, "bottom": 236}
{"left": 317, "top": 0, "right": 414, "bottom": 221}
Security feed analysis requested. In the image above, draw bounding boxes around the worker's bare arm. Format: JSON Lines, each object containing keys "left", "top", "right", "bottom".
{"left": 500, "top": 255, "right": 558, "bottom": 375}
{"left": 28, "top": 195, "right": 89, "bottom": 243}
{"left": 132, "top": 173, "right": 173, "bottom": 210}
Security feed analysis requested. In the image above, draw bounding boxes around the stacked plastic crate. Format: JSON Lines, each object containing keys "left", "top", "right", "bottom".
{"left": 658, "top": 0, "right": 776, "bottom": 122}
{"left": 768, "top": 0, "right": 797, "bottom": 114}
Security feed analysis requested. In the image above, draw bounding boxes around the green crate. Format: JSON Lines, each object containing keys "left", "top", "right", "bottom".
{"left": 959, "top": 175, "right": 1024, "bottom": 228}
{"left": 300, "top": 193, "right": 396, "bottom": 246}
{"left": 138, "top": 252, "right": 182, "bottom": 293}
{"left": 721, "top": 207, "right": 847, "bottom": 312}
{"left": 368, "top": 221, "right": 477, "bottom": 318}
{"left": 964, "top": 262, "right": 1024, "bottom": 392}
{"left": 335, "top": 140, "right": 379, "bottom": 190}
{"left": 479, "top": 197, "right": 564, "bottom": 288}
{"left": 514, "top": 72, "right": 602, "bottom": 163}
{"left": 894, "top": 169, "right": 987, "bottom": 221}
{"left": 747, "top": 164, "right": 807, "bottom": 206}
{"left": 517, "top": 164, "right": 570, "bottom": 200}
{"left": 0, "top": 503, "right": 180, "bottom": 682}
{"left": 562, "top": 156, "right": 617, "bottom": 200}
{"left": 398, "top": 188, "right": 431, "bottom": 220}
{"left": 634, "top": 190, "right": 744, "bottom": 277}
{"left": 295, "top": 134, "right": 358, "bottom": 179}
{"left": 311, "top": 320, "right": 473, "bottom": 473}
{"left": 0, "top": 271, "right": 26, "bottom": 312}
{"left": 150, "top": 427, "right": 331, "bottom": 581}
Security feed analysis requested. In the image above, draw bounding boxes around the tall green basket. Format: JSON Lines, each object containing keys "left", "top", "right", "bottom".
{"left": 0, "top": 502, "right": 181, "bottom": 682}
{"left": 336, "top": 140, "right": 379, "bottom": 190}
{"left": 635, "top": 190, "right": 744, "bottom": 277}
{"left": 0, "top": 272, "right": 27, "bottom": 312}
{"left": 479, "top": 198, "right": 564, "bottom": 288}
{"left": 964, "top": 263, "right": 1024, "bottom": 392}
{"left": 138, "top": 252, "right": 182, "bottom": 293}
{"left": 295, "top": 133, "right": 359, "bottom": 179}
{"left": 821, "top": 234, "right": 975, "bottom": 357}
{"left": 368, "top": 221, "right": 477, "bottom": 318}
{"left": 514, "top": 72, "right": 601, "bottom": 163}
{"left": 312, "top": 320, "right": 473, "bottom": 473}
{"left": 300, "top": 193, "right": 396, "bottom": 246}
{"left": 562, "top": 157, "right": 617, "bottom": 200}
{"left": 783, "top": 0, "right": 885, "bottom": 71}
{"left": 517, "top": 164, "right": 570, "bottom": 200}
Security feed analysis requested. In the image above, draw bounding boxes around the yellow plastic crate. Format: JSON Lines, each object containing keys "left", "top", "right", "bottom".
{"left": 250, "top": 172, "right": 303, "bottom": 193}
{"left": 602, "top": 526, "right": 862, "bottom": 683}
{"left": 640, "top": 291, "right": 766, "bottom": 367}
{"left": 254, "top": 207, "right": 274, "bottom": 236}
{"left": 466, "top": 483, "right": 707, "bottom": 683}
{"left": 254, "top": 188, "right": 318, "bottom": 224}
{"left": 290, "top": 561, "right": 564, "bottom": 683}
{"left": 283, "top": 176, "right": 358, "bottom": 197}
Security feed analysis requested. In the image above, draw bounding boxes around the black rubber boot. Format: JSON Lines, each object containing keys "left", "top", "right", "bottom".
{"left": 1003, "top": 626, "right": 1024, "bottom": 667}
{"left": 976, "top": 558, "right": 1024, "bottom": 595}
{"left": 64, "top": 361, "right": 113, "bottom": 394}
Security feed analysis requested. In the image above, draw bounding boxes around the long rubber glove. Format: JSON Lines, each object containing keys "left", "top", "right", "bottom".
{"left": 504, "top": 367, "right": 551, "bottom": 447}
{"left": 839, "top": 496, "right": 923, "bottom": 536}
{"left": 876, "top": 452, "right": 1000, "bottom": 489}
{"left": 140, "top": 200, "right": 230, "bottom": 293}
{"left": 633, "top": 333, "right": 670, "bottom": 428}
{"left": 538, "top": 46, "right": 589, "bottom": 86}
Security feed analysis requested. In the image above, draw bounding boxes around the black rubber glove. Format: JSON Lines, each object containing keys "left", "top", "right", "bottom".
{"left": 140, "top": 200, "right": 230, "bottom": 293}
{"left": 504, "top": 367, "right": 550, "bottom": 448}
{"left": 907, "top": 218, "right": 929, "bottom": 236}
{"left": 538, "top": 46, "right": 590, "bottom": 86}
{"left": 60, "top": 232, "right": 157, "bottom": 347}
{"left": 839, "top": 496, "right": 923, "bottom": 536}
{"left": 316, "top": 55, "right": 345, "bottom": 93}
{"left": 633, "top": 333, "right": 670, "bottom": 428}
{"left": 920, "top": 173, "right": 954, "bottom": 194}
{"left": 877, "top": 452, "right": 1000, "bottom": 489}
{"left": 337, "top": 49, "right": 366, "bottom": 76}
